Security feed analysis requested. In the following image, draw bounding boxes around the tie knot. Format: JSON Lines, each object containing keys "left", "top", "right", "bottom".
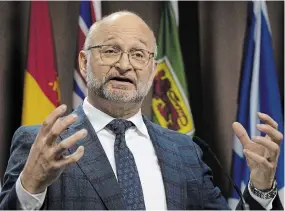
{"left": 106, "top": 119, "right": 134, "bottom": 135}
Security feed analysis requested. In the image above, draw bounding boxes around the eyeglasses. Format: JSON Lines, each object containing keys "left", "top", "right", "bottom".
{"left": 87, "top": 45, "right": 155, "bottom": 69}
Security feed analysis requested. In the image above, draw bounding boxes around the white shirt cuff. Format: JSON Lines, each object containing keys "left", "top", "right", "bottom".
{"left": 248, "top": 182, "right": 276, "bottom": 210}
{"left": 15, "top": 173, "right": 47, "bottom": 210}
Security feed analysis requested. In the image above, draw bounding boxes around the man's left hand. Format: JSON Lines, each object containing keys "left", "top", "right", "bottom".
{"left": 233, "top": 112, "right": 283, "bottom": 190}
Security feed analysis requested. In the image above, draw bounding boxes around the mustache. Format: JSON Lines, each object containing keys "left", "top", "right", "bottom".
{"left": 104, "top": 74, "right": 137, "bottom": 85}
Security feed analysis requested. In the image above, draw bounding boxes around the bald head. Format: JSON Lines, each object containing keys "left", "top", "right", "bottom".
{"left": 83, "top": 11, "right": 157, "bottom": 57}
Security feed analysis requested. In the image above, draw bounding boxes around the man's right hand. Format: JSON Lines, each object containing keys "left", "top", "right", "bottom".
{"left": 20, "top": 104, "right": 87, "bottom": 194}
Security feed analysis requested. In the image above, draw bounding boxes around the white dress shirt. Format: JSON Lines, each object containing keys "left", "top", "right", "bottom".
{"left": 15, "top": 98, "right": 275, "bottom": 210}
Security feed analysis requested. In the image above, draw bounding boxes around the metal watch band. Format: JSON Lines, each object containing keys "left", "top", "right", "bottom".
{"left": 249, "top": 180, "right": 277, "bottom": 200}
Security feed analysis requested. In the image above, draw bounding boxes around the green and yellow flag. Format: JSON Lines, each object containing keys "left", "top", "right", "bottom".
{"left": 152, "top": 1, "right": 195, "bottom": 135}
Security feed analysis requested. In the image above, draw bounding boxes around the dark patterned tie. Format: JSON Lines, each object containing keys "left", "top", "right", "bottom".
{"left": 106, "top": 119, "right": 146, "bottom": 210}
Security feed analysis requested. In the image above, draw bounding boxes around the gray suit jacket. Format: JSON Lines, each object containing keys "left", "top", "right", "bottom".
{"left": 0, "top": 105, "right": 282, "bottom": 210}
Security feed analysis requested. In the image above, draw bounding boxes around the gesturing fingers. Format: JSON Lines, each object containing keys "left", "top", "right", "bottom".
{"left": 54, "top": 146, "right": 85, "bottom": 169}
{"left": 54, "top": 129, "right": 87, "bottom": 157}
{"left": 46, "top": 114, "right": 78, "bottom": 145}
{"left": 40, "top": 104, "right": 67, "bottom": 136}
{"left": 256, "top": 124, "right": 283, "bottom": 145}
{"left": 252, "top": 136, "right": 280, "bottom": 162}
{"left": 243, "top": 149, "right": 274, "bottom": 170}
{"left": 257, "top": 112, "right": 278, "bottom": 129}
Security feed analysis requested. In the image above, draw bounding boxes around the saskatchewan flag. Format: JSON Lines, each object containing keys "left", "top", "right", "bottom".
{"left": 22, "top": 1, "right": 60, "bottom": 125}
{"left": 152, "top": 1, "right": 195, "bottom": 135}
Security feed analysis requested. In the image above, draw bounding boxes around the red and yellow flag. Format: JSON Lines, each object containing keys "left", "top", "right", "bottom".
{"left": 22, "top": 1, "right": 60, "bottom": 125}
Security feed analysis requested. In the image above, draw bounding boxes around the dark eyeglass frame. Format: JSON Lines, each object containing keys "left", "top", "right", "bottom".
{"left": 86, "top": 44, "right": 155, "bottom": 69}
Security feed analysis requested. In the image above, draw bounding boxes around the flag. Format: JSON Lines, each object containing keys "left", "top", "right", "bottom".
{"left": 21, "top": 1, "right": 60, "bottom": 125}
{"left": 228, "top": 1, "right": 284, "bottom": 208}
{"left": 152, "top": 1, "right": 195, "bottom": 135}
{"left": 73, "top": 0, "right": 101, "bottom": 109}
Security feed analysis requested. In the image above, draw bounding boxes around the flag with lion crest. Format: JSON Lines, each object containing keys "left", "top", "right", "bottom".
{"left": 152, "top": 1, "right": 195, "bottom": 135}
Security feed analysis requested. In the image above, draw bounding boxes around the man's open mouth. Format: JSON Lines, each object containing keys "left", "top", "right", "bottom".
{"left": 109, "top": 77, "right": 134, "bottom": 84}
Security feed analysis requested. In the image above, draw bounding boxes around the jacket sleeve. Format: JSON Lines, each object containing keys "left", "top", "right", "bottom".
{"left": 0, "top": 126, "right": 39, "bottom": 210}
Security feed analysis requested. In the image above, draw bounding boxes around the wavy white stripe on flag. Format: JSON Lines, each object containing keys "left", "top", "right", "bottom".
{"left": 250, "top": 1, "right": 261, "bottom": 139}
{"left": 78, "top": 16, "right": 89, "bottom": 37}
{"left": 73, "top": 69, "right": 87, "bottom": 107}
{"left": 170, "top": 1, "right": 178, "bottom": 26}
{"left": 73, "top": 92, "right": 84, "bottom": 110}
{"left": 92, "top": 0, "right": 101, "bottom": 22}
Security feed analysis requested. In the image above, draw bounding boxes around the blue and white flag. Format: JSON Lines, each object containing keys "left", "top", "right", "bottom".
{"left": 73, "top": 0, "right": 101, "bottom": 109}
{"left": 228, "top": 1, "right": 284, "bottom": 208}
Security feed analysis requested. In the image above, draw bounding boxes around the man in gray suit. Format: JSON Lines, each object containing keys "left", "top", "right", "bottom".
{"left": 0, "top": 11, "right": 283, "bottom": 210}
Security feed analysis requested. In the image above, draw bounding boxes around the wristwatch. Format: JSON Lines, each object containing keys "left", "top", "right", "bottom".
{"left": 249, "top": 180, "right": 277, "bottom": 199}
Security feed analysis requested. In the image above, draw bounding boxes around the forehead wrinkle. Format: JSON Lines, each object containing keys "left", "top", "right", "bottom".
{"left": 138, "top": 39, "right": 148, "bottom": 47}
{"left": 98, "top": 30, "right": 150, "bottom": 49}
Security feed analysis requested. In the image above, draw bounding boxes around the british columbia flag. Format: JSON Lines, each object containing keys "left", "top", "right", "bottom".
{"left": 73, "top": 0, "right": 101, "bottom": 108}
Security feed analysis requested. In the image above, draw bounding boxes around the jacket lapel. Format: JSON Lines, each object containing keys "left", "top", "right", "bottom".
{"left": 60, "top": 105, "right": 126, "bottom": 210}
{"left": 143, "top": 116, "right": 187, "bottom": 210}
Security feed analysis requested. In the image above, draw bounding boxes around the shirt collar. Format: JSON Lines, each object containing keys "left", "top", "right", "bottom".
{"left": 82, "top": 98, "right": 150, "bottom": 139}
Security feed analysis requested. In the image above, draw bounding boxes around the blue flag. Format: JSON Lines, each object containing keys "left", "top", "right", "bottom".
{"left": 228, "top": 1, "right": 284, "bottom": 208}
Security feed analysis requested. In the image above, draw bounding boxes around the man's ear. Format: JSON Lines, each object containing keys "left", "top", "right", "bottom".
{"left": 78, "top": 51, "right": 88, "bottom": 79}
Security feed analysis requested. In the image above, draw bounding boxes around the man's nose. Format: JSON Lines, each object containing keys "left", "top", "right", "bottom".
{"left": 115, "top": 52, "right": 132, "bottom": 73}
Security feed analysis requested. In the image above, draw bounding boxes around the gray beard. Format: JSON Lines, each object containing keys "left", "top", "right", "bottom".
{"left": 86, "top": 68, "right": 151, "bottom": 103}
